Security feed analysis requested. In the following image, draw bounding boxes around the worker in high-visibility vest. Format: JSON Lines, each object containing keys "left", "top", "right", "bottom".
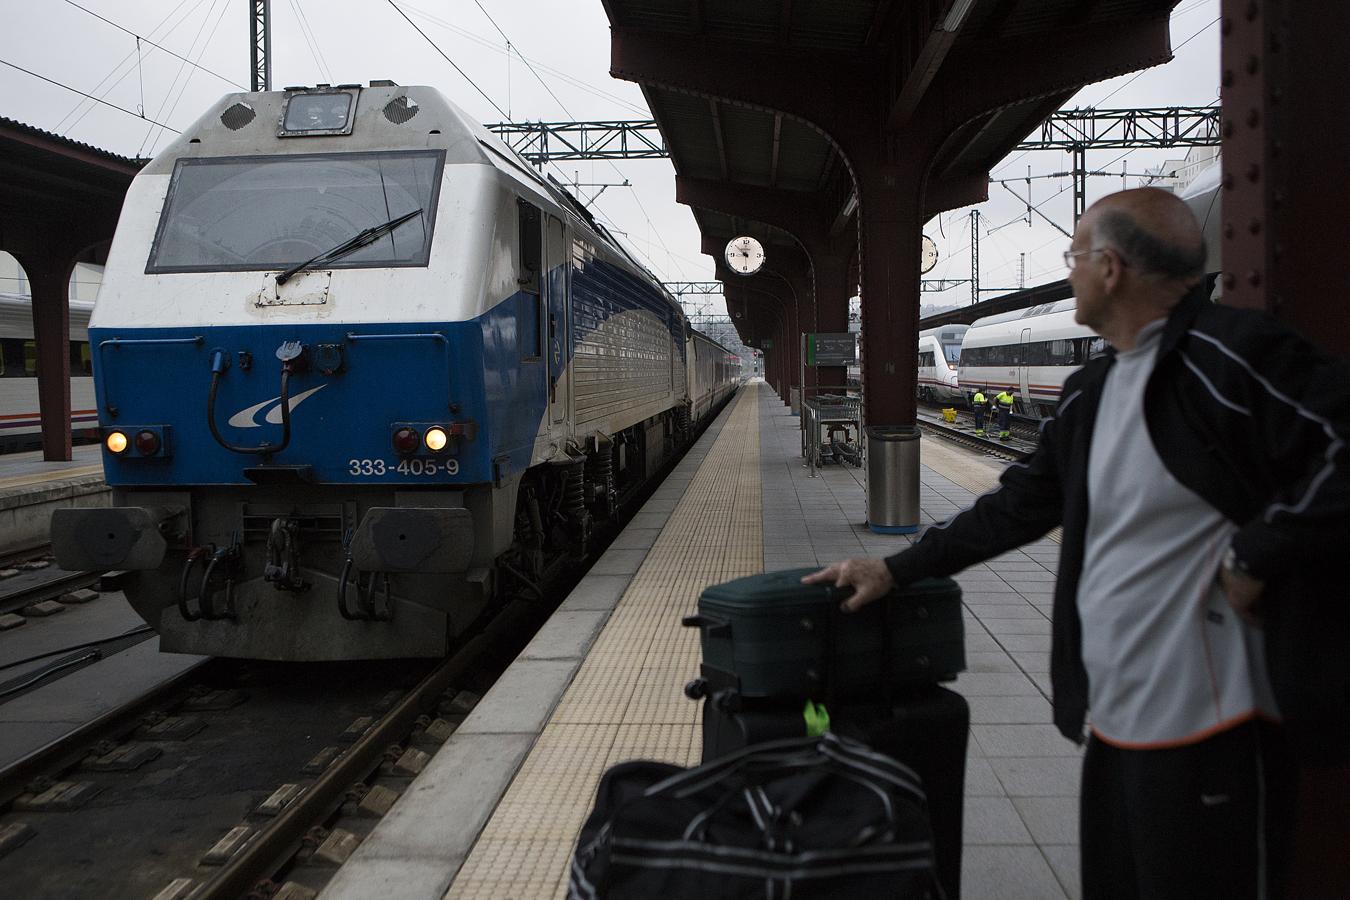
{"left": 971, "top": 390, "right": 988, "bottom": 436}
{"left": 995, "top": 389, "right": 1015, "bottom": 440}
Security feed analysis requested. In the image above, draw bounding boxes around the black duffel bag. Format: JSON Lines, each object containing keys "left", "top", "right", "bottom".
{"left": 568, "top": 732, "right": 943, "bottom": 900}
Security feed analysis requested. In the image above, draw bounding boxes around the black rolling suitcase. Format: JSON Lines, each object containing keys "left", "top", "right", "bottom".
{"left": 684, "top": 569, "right": 965, "bottom": 700}
{"left": 569, "top": 732, "right": 943, "bottom": 900}
{"left": 682, "top": 568, "right": 971, "bottom": 899}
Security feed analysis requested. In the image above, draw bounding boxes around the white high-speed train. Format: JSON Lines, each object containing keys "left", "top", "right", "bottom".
{"left": 916, "top": 324, "right": 967, "bottom": 404}
{"left": 953, "top": 163, "right": 1222, "bottom": 417}
{"left": 0, "top": 293, "right": 98, "bottom": 452}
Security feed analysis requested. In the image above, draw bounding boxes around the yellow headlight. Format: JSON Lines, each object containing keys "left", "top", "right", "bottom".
{"left": 105, "top": 431, "right": 128, "bottom": 454}
{"left": 424, "top": 426, "right": 448, "bottom": 452}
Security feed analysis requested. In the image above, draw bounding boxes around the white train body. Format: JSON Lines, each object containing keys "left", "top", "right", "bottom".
{"left": 0, "top": 294, "right": 97, "bottom": 450}
{"left": 916, "top": 325, "right": 967, "bottom": 404}
{"left": 958, "top": 300, "right": 1102, "bottom": 417}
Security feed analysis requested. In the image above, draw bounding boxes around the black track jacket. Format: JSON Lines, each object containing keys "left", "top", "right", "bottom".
{"left": 885, "top": 288, "right": 1350, "bottom": 760}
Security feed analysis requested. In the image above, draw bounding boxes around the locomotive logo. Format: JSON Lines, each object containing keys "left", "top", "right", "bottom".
{"left": 227, "top": 385, "right": 328, "bottom": 428}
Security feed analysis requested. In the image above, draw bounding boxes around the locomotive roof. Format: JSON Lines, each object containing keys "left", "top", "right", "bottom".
{"left": 136, "top": 83, "right": 683, "bottom": 319}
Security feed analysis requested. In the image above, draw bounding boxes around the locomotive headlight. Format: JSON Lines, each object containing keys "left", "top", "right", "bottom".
{"left": 424, "top": 426, "right": 449, "bottom": 452}
{"left": 105, "top": 431, "right": 129, "bottom": 454}
{"left": 392, "top": 427, "right": 420, "bottom": 455}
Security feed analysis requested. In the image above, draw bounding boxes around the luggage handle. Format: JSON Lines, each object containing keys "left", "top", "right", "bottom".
{"left": 681, "top": 613, "right": 731, "bottom": 636}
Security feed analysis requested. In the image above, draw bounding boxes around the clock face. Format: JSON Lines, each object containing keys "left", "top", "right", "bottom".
{"left": 725, "top": 236, "right": 765, "bottom": 275}
{"left": 920, "top": 235, "right": 939, "bottom": 274}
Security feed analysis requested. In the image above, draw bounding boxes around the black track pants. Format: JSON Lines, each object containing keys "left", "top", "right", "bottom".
{"left": 1079, "top": 721, "right": 1293, "bottom": 900}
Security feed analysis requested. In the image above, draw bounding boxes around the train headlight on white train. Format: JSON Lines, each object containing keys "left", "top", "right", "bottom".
{"left": 424, "top": 426, "right": 449, "bottom": 453}
{"left": 105, "top": 430, "right": 129, "bottom": 454}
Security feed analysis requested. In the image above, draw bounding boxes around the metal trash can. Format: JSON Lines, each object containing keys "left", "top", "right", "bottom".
{"left": 789, "top": 386, "right": 801, "bottom": 416}
{"left": 866, "top": 425, "right": 920, "bottom": 533}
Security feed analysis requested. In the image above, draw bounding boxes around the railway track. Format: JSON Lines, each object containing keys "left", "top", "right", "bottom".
{"left": 0, "top": 592, "right": 541, "bottom": 900}
{"left": 915, "top": 409, "right": 1035, "bottom": 460}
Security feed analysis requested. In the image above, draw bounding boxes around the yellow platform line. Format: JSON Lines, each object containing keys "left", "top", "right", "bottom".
{"left": 446, "top": 384, "right": 764, "bottom": 900}
{"left": 0, "top": 465, "right": 103, "bottom": 490}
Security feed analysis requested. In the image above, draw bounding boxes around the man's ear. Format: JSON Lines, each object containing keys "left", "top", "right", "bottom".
{"left": 1102, "top": 249, "right": 1126, "bottom": 293}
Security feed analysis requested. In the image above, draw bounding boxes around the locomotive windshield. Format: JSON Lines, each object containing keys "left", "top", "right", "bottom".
{"left": 146, "top": 150, "right": 444, "bottom": 274}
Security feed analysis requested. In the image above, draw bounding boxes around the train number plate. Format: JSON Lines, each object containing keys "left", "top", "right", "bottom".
{"left": 347, "top": 458, "right": 460, "bottom": 477}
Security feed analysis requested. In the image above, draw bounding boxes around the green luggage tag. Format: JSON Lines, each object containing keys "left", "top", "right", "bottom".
{"left": 803, "top": 699, "right": 831, "bottom": 737}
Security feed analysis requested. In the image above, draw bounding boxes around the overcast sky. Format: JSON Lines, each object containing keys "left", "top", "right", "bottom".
{"left": 0, "top": 0, "right": 1221, "bottom": 317}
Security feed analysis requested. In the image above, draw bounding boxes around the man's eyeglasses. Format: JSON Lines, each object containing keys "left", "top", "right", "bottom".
{"left": 1063, "top": 248, "right": 1109, "bottom": 270}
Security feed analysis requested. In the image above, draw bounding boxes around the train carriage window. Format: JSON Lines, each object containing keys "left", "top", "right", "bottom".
{"left": 24, "top": 341, "right": 36, "bottom": 376}
{"left": 69, "top": 341, "right": 93, "bottom": 375}
{"left": 0, "top": 340, "right": 5, "bottom": 376}
{"left": 146, "top": 150, "right": 444, "bottom": 273}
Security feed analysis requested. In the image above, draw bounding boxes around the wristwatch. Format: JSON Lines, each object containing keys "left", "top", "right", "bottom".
{"left": 1221, "top": 546, "right": 1253, "bottom": 579}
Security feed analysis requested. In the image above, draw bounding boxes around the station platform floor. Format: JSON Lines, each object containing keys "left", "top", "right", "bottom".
{"left": 323, "top": 380, "right": 1079, "bottom": 900}
{"left": 0, "top": 443, "right": 107, "bottom": 554}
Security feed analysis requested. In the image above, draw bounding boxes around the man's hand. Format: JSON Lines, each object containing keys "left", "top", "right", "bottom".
{"left": 1219, "top": 565, "right": 1265, "bottom": 626}
{"left": 801, "top": 558, "right": 895, "bottom": 612}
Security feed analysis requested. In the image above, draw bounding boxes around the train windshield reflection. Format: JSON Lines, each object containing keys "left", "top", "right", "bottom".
{"left": 146, "top": 150, "right": 443, "bottom": 273}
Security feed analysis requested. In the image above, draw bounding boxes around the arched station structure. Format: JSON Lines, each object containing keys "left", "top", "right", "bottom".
{"left": 0, "top": 117, "right": 141, "bottom": 461}
{"left": 599, "top": 0, "right": 1349, "bottom": 530}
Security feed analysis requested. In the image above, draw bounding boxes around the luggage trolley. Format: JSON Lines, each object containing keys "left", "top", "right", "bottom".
{"left": 802, "top": 393, "right": 862, "bottom": 476}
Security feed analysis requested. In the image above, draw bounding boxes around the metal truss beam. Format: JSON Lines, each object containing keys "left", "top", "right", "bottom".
{"left": 486, "top": 119, "right": 667, "bottom": 162}
{"left": 1023, "top": 106, "right": 1220, "bottom": 151}
{"left": 487, "top": 107, "right": 1219, "bottom": 164}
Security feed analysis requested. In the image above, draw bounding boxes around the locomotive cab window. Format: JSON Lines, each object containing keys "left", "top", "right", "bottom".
{"left": 280, "top": 89, "right": 357, "bottom": 137}
{"left": 146, "top": 150, "right": 444, "bottom": 274}
{"left": 517, "top": 199, "right": 541, "bottom": 295}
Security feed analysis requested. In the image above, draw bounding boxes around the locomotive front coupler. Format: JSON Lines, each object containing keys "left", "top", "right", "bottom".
{"left": 263, "top": 517, "right": 310, "bottom": 593}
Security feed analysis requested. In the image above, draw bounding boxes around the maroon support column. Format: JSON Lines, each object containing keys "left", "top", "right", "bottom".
{"left": 810, "top": 246, "right": 854, "bottom": 394}
{"left": 18, "top": 254, "right": 74, "bottom": 461}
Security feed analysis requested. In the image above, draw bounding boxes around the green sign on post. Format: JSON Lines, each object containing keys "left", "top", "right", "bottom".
{"left": 806, "top": 333, "right": 856, "bottom": 366}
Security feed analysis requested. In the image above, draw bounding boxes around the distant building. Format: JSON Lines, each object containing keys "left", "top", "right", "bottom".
{"left": 1145, "top": 146, "right": 1220, "bottom": 194}
{"left": 0, "top": 251, "right": 103, "bottom": 303}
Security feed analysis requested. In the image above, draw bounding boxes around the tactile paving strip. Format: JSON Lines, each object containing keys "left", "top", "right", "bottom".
{"left": 446, "top": 384, "right": 764, "bottom": 900}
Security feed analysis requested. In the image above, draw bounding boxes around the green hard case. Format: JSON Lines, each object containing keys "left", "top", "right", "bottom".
{"left": 686, "top": 568, "right": 965, "bottom": 700}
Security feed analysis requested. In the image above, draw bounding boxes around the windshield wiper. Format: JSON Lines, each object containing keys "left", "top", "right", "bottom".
{"left": 275, "top": 208, "right": 423, "bottom": 286}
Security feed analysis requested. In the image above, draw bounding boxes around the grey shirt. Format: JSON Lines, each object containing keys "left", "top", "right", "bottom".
{"left": 1078, "top": 320, "right": 1279, "bottom": 746}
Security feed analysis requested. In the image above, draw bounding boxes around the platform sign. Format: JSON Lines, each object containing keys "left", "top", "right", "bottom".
{"left": 807, "top": 333, "right": 856, "bottom": 366}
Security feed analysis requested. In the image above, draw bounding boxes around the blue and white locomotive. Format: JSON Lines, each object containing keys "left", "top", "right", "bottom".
{"left": 52, "top": 84, "right": 738, "bottom": 660}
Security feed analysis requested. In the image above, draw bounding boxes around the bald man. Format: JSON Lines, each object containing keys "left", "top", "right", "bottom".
{"left": 807, "top": 188, "right": 1350, "bottom": 898}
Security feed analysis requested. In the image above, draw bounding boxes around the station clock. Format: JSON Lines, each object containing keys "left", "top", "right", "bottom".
{"left": 725, "top": 236, "right": 765, "bottom": 275}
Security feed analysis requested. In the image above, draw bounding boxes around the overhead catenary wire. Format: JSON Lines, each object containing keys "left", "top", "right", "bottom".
{"left": 452, "top": 1, "right": 700, "bottom": 283}
{"left": 57, "top": 0, "right": 207, "bottom": 133}
{"left": 385, "top": 0, "right": 508, "bottom": 119}
{"left": 395, "top": 0, "right": 649, "bottom": 116}
{"left": 139, "top": 0, "right": 232, "bottom": 157}
{"left": 57, "top": 0, "right": 246, "bottom": 89}
{"left": 0, "top": 57, "right": 181, "bottom": 134}
{"left": 990, "top": 2, "right": 1219, "bottom": 180}
{"left": 289, "top": 0, "right": 335, "bottom": 83}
